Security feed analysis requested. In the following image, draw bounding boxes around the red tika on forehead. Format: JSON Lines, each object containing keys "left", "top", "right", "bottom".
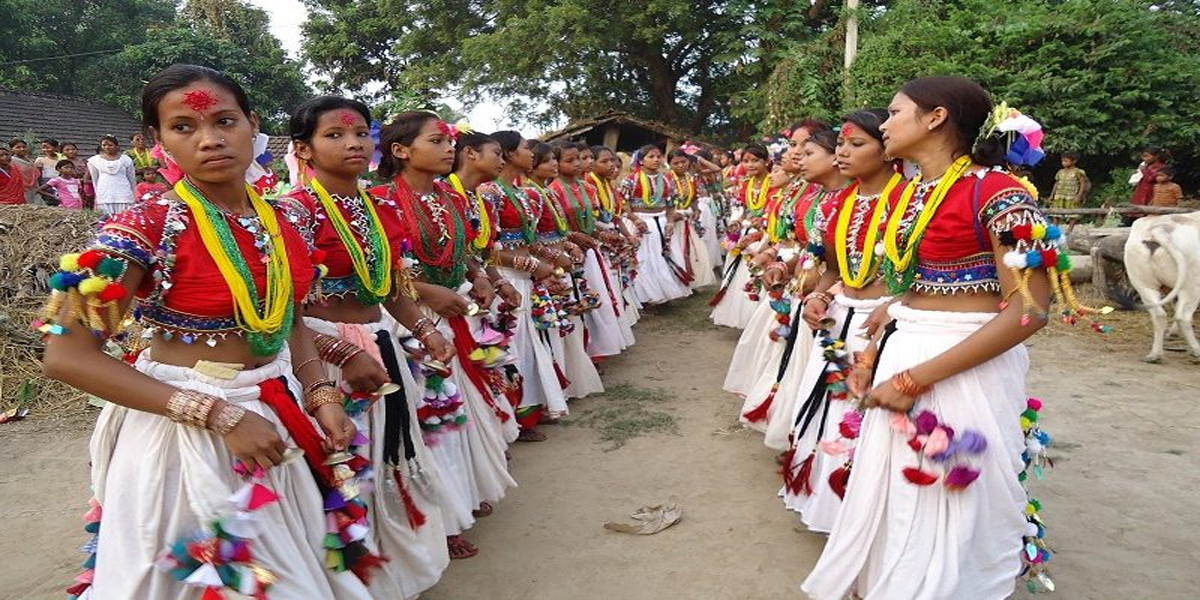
{"left": 338, "top": 110, "right": 359, "bottom": 126}
{"left": 182, "top": 90, "right": 219, "bottom": 114}
{"left": 436, "top": 120, "right": 455, "bottom": 139}
{"left": 840, "top": 122, "right": 859, "bottom": 138}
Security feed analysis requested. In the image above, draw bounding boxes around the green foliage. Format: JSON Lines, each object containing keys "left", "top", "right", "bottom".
{"left": 301, "top": 0, "right": 863, "bottom": 138}
{"left": 1, "top": 0, "right": 308, "bottom": 133}
{"left": 0, "top": 0, "right": 177, "bottom": 94}
{"left": 761, "top": 0, "right": 1200, "bottom": 192}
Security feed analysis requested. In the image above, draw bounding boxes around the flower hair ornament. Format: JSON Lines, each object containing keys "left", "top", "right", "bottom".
{"left": 975, "top": 102, "right": 1045, "bottom": 167}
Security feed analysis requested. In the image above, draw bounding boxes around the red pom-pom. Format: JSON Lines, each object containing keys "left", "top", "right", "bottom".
{"left": 902, "top": 466, "right": 939, "bottom": 486}
{"left": 1039, "top": 249, "right": 1058, "bottom": 270}
{"left": 1011, "top": 224, "right": 1033, "bottom": 241}
{"left": 98, "top": 283, "right": 127, "bottom": 303}
{"left": 77, "top": 249, "right": 103, "bottom": 270}
{"left": 907, "top": 437, "right": 924, "bottom": 452}
{"left": 828, "top": 463, "right": 852, "bottom": 499}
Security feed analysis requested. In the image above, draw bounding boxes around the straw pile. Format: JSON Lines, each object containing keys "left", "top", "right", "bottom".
{"left": 0, "top": 205, "right": 101, "bottom": 415}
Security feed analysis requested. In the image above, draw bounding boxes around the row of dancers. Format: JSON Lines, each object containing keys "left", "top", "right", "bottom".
{"left": 36, "top": 63, "right": 722, "bottom": 599}
{"left": 708, "top": 76, "right": 1106, "bottom": 598}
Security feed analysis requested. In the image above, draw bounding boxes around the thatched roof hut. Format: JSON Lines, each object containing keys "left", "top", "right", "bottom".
{"left": 540, "top": 111, "right": 698, "bottom": 153}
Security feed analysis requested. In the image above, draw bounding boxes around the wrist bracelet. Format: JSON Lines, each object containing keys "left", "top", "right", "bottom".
{"left": 807, "top": 292, "right": 832, "bottom": 306}
{"left": 294, "top": 357, "right": 320, "bottom": 374}
{"left": 891, "top": 369, "right": 931, "bottom": 397}
{"left": 305, "top": 379, "right": 335, "bottom": 396}
{"left": 210, "top": 403, "right": 247, "bottom": 435}
{"left": 338, "top": 348, "right": 364, "bottom": 368}
{"left": 304, "top": 385, "right": 344, "bottom": 414}
{"left": 165, "top": 389, "right": 217, "bottom": 429}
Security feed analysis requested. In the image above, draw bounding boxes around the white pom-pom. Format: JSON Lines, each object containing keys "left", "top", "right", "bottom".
{"left": 1027, "top": 440, "right": 1043, "bottom": 454}
{"left": 1003, "top": 251, "right": 1026, "bottom": 269}
{"left": 443, "top": 382, "right": 458, "bottom": 396}
{"left": 874, "top": 242, "right": 885, "bottom": 256}
{"left": 802, "top": 258, "right": 816, "bottom": 270}
{"left": 1025, "top": 522, "right": 1040, "bottom": 537}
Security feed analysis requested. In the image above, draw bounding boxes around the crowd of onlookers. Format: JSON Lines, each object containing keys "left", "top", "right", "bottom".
{"left": 0, "top": 133, "right": 166, "bottom": 214}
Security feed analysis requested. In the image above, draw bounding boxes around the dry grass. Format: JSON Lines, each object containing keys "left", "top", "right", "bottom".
{"left": 0, "top": 206, "right": 101, "bottom": 416}
{"left": 565, "top": 383, "right": 680, "bottom": 451}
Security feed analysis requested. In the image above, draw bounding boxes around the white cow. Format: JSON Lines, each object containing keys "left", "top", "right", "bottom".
{"left": 1123, "top": 211, "right": 1200, "bottom": 363}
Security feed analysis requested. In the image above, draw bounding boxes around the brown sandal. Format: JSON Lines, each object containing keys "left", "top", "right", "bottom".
{"left": 473, "top": 502, "right": 494, "bottom": 518}
{"left": 447, "top": 535, "right": 479, "bottom": 559}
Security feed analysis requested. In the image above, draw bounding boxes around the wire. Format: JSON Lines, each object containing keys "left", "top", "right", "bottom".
{"left": 0, "top": 49, "right": 125, "bottom": 68}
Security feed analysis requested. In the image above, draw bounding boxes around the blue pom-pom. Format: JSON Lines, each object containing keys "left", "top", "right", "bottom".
{"left": 1044, "top": 224, "right": 1062, "bottom": 241}
{"left": 49, "top": 272, "right": 69, "bottom": 291}
{"left": 1025, "top": 250, "right": 1043, "bottom": 268}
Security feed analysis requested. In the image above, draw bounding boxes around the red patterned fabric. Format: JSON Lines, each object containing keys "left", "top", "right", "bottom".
{"left": 282, "top": 186, "right": 407, "bottom": 280}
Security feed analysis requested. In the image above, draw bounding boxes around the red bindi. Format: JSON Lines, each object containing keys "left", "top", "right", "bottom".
{"left": 182, "top": 89, "right": 219, "bottom": 114}
{"left": 338, "top": 110, "right": 359, "bottom": 127}
{"left": 840, "top": 123, "right": 857, "bottom": 138}
{"left": 437, "top": 120, "right": 455, "bottom": 139}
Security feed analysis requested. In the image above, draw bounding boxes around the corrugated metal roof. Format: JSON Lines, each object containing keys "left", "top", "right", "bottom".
{"left": 0, "top": 89, "right": 143, "bottom": 157}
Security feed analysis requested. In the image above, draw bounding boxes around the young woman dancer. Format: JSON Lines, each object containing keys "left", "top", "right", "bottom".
{"left": 666, "top": 149, "right": 717, "bottom": 289}
{"left": 481, "top": 132, "right": 570, "bottom": 441}
{"left": 42, "top": 65, "right": 373, "bottom": 599}
{"left": 619, "top": 145, "right": 693, "bottom": 305}
{"left": 375, "top": 112, "right": 517, "bottom": 560}
{"left": 694, "top": 148, "right": 727, "bottom": 270}
{"left": 587, "top": 145, "right": 639, "bottom": 346}
{"left": 550, "top": 141, "right": 626, "bottom": 359}
{"left": 731, "top": 138, "right": 827, "bottom": 428}
{"left": 283, "top": 95, "right": 459, "bottom": 596}
{"left": 803, "top": 76, "right": 1074, "bottom": 598}
{"left": 757, "top": 132, "right": 849, "bottom": 452}
{"left": 780, "top": 111, "right": 903, "bottom": 533}
{"left": 710, "top": 143, "right": 773, "bottom": 328}
{"left": 526, "top": 141, "right": 604, "bottom": 400}
{"left": 722, "top": 141, "right": 805, "bottom": 397}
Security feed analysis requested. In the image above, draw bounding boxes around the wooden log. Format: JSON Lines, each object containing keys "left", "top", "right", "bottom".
{"left": 1045, "top": 205, "right": 1196, "bottom": 217}
{"left": 1067, "top": 254, "right": 1092, "bottom": 284}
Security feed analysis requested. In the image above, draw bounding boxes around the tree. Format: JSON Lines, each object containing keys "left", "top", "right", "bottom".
{"left": 79, "top": 25, "right": 309, "bottom": 132}
{"left": 300, "top": 0, "right": 866, "bottom": 138}
{"left": 0, "top": 0, "right": 177, "bottom": 94}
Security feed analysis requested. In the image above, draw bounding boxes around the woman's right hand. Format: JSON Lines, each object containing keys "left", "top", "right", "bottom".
{"left": 858, "top": 301, "right": 894, "bottom": 340}
{"left": 802, "top": 295, "right": 829, "bottom": 329}
{"left": 340, "top": 352, "right": 389, "bottom": 394}
{"left": 421, "top": 284, "right": 471, "bottom": 318}
{"left": 762, "top": 265, "right": 788, "bottom": 290}
{"left": 532, "top": 261, "right": 556, "bottom": 280}
{"left": 221, "top": 407, "right": 288, "bottom": 470}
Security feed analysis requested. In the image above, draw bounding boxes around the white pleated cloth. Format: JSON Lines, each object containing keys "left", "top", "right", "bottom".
{"left": 710, "top": 255, "right": 759, "bottom": 329}
{"left": 580, "top": 248, "right": 628, "bottom": 357}
{"left": 722, "top": 297, "right": 779, "bottom": 397}
{"left": 737, "top": 298, "right": 813, "bottom": 434}
{"left": 88, "top": 348, "right": 375, "bottom": 599}
{"left": 304, "top": 315, "right": 449, "bottom": 599}
{"left": 630, "top": 212, "right": 693, "bottom": 305}
{"left": 497, "top": 266, "right": 570, "bottom": 417}
{"left": 698, "top": 198, "right": 724, "bottom": 268}
{"left": 669, "top": 211, "right": 717, "bottom": 289}
{"left": 802, "top": 304, "right": 1029, "bottom": 600}
{"left": 781, "top": 295, "right": 890, "bottom": 534}
{"left": 548, "top": 314, "right": 605, "bottom": 399}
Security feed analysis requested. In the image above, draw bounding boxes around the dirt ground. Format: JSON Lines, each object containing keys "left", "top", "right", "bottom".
{"left": 2, "top": 292, "right": 1198, "bottom": 599}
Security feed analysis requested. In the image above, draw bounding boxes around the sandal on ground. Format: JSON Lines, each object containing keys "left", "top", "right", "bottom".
{"left": 447, "top": 535, "right": 479, "bottom": 559}
{"left": 517, "top": 428, "right": 548, "bottom": 442}
{"left": 473, "top": 502, "right": 494, "bottom": 518}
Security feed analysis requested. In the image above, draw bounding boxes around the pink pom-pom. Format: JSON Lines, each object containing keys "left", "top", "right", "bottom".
{"left": 1027, "top": 397, "right": 1043, "bottom": 411}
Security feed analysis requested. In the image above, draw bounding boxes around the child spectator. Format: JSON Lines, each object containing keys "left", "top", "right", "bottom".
{"left": 1048, "top": 151, "right": 1089, "bottom": 209}
{"left": 34, "top": 139, "right": 65, "bottom": 205}
{"left": 62, "top": 142, "right": 94, "bottom": 208}
{"left": 134, "top": 166, "right": 167, "bottom": 202}
{"left": 35, "top": 160, "right": 84, "bottom": 209}
{"left": 1150, "top": 166, "right": 1184, "bottom": 207}
{"left": 0, "top": 146, "right": 26, "bottom": 205}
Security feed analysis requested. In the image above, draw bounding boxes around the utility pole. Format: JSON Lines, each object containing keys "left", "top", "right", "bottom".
{"left": 843, "top": 0, "right": 860, "bottom": 106}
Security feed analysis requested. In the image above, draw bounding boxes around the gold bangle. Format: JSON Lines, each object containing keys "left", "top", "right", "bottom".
{"left": 891, "top": 369, "right": 931, "bottom": 397}
{"left": 294, "top": 357, "right": 320, "bottom": 374}
{"left": 210, "top": 403, "right": 247, "bottom": 435}
{"left": 305, "top": 379, "right": 335, "bottom": 396}
{"left": 165, "top": 389, "right": 216, "bottom": 429}
{"left": 304, "top": 385, "right": 343, "bottom": 414}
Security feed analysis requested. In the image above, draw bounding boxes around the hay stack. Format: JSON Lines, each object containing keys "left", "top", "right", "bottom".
{"left": 0, "top": 206, "right": 102, "bottom": 414}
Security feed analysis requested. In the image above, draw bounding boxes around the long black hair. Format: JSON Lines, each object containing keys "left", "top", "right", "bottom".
{"left": 288, "top": 95, "right": 371, "bottom": 142}
{"left": 141, "top": 64, "right": 252, "bottom": 130}
{"left": 452, "top": 131, "right": 498, "bottom": 172}
{"left": 805, "top": 130, "right": 838, "bottom": 154}
{"left": 742, "top": 142, "right": 771, "bottom": 162}
{"left": 490, "top": 130, "right": 524, "bottom": 161}
{"left": 376, "top": 111, "right": 440, "bottom": 180}
{"left": 841, "top": 108, "right": 889, "bottom": 144}
{"left": 898, "top": 76, "right": 1006, "bottom": 167}
{"left": 529, "top": 141, "right": 555, "bottom": 169}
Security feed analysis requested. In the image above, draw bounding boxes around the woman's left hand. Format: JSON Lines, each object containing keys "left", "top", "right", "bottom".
{"left": 497, "top": 280, "right": 522, "bottom": 306}
{"left": 314, "top": 403, "right": 356, "bottom": 452}
{"left": 340, "top": 351, "right": 389, "bottom": 394}
{"left": 470, "top": 275, "right": 496, "bottom": 308}
{"left": 861, "top": 379, "right": 916, "bottom": 413}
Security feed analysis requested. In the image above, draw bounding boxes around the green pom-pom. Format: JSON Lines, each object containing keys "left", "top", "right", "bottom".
{"left": 96, "top": 256, "right": 126, "bottom": 278}
{"left": 1056, "top": 253, "right": 1071, "bottom": 271}
{"left": 49, "top": 272, "right": 69, "bottom": 291}
{"left": 1022, "top": 409, "right": 1039, "bottom": 422}
{"left": 324, "top": 532, "right": 343, "bottom": 549}
{"left": 427, "top": 375, "right": 444, "bottom": 388}
{"left": 455, "top": 414, "right": 468, "bottom": 425}
{"left": 1030, "top": 498, "right": 1042, "bottom": 511}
